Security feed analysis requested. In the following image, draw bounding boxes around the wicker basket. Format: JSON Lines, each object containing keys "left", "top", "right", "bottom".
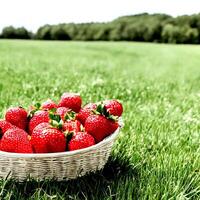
{"left": 0, "top": 120, "right": 123, "bottom": 182}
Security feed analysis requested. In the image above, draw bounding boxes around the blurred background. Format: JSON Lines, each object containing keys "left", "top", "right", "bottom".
{"left": 1, "top": 0, "right": 200, "bottom": 44}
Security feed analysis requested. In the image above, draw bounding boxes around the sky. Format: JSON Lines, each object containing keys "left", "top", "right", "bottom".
{"left": 0, "top": 0, "right": 200, "bottom": 32}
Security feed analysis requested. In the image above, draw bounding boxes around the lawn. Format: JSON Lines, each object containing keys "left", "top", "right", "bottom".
{"left": 0, "top": 40, "right": 199, "bottom": 200}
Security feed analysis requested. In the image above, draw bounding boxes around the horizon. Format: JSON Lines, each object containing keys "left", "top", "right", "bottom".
{"left": 0, "top": 0, "right": 200, "bottom": 32}
{"left": 1, "top": 12, "right": 200, "bottom": 34}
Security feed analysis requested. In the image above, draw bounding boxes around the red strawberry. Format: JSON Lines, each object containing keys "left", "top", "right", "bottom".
{"left": 31, "top": 123, "right": 50, "bottom": 153}
{"left": 5, "top": 107, "right": 28, "bottom": 130}
{"left": 76, "top": 103, "right": 97, "bottom": 125}
{"left": 41, "top": 99, "right": 57, "bottom": 110}
{"left": 107, "top": 119, "right": 119, "bottom": 134}
{"left": 56, "top": 107, "right": 71, "bottom": 121}
{"left": 32, "top": 122, "right": 50, "bottom": 135}
{"left": 58, "top": 93, "right": 82, "bottom": 113}
{"left": 0, "top": 128, "right": 33, "bottom": 153}
{"left": 0, "top": 120, "right": 16, "bottom": 135}
{"left": 28, "top": 110, "right": 49, "bottom": 135}
{"left": 63, "top": 120, "right": 81, "bottom": 133}
{"left": 68, "top": 132, "right": 95, "bottom": 151}
{"left": 31, "top": 127, "right": 66, "bottom": 153}
{"left": 85, "top": 115, "right": 119, "bottom": 142}
{"left": 104, "top": 100, "right": 123, "bottom": 117}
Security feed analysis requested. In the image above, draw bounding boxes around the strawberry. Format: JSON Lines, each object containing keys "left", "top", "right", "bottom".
{"left": 68, "top": 132, "right": 95, "bottom": 151}
{"left": 41, "top": 99, "right": 57, "bottom": 111}
{"left": 56, "top": 107, "right": 71, "bottom": 121}
{"left": 85, "top": 115, "right": 119, "bottom": 142}
{"left": 63, "top": 120, "right": 81, "bottom": 133}
{"left": 5, "top": 107, "right": 28, "bottom": 130}
{"left": 107, "top": 119, "right": 119, "bottom": 134}
{"left": 59, "top": 108, "right": 81, "bottom": 133}
{"left": 104, "top": 100, "right": 123, "bottom": 117}
{"left": 76, "top": 103, "right": 97, "bottom": 125}
{"left": 31, "top": 127, "right": 66, "bottom": 153}
{"left": 58, "top": 93, "right": 82, "bottom": 113}
{"left": 0, "top": 128, "right": 33, "bottom": 153}
{"left": 0, "top": 120, "right": 16, "bottom": 135}
{"left": 32, "top": 122, "right": 50, "bottom": 135}
{"left": 31, "top": 123, "right": 50, "bottom": 153}
{"left": 28, "top": 110, "right": 49, "bottom": 135}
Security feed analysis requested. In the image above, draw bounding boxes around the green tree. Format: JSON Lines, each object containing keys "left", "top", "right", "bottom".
{"left": 2, "top": 26, "right": 17, "bottom": 38}
{"left": 36, "top": 25, "right": 51, "bottom": 40}
{"left": 2, "top": 26, "right": 31, "bottom": 39}
{"left": 50, "top": 25, "right": 71, "bottom": 40}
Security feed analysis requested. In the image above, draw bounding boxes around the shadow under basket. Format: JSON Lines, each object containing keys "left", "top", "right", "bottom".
{"left": 0, "top": 119, "right": 123, "bottom": 182}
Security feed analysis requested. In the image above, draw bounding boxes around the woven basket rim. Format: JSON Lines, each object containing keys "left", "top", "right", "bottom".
{"left": 0, "top": 124, "right": 122, "bottom": 158}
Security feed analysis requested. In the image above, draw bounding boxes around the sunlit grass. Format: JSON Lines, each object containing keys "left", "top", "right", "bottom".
{"left": 0, "top": 40, "right": 199, "bottom": 199}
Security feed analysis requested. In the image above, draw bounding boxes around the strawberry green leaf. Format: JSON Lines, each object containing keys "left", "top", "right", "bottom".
{"left": 49, "top": 113, "right": 61, "bottom": 123}
{"left": 64, "top": 111, "right": 76, "bottom": 121}
{"left": 34, "top": 103, "right": 41, "bottom": 110}
{"left": 58, "top": 120, "right": 64, "bottom": 129}
{"left": 96, "top": 103, "right": 104, "bottom": 114}
{"left": 49, "top": 108, "right": 57, "bottom": 113}
{"left": 92, "top": 102, "right": 118, "bottom": 121}
{"left": 102, "top": 106, "right": 110, "bottom": 117}
{"left": 28, "top": 102, "right": 42, "bottom": 119}
{"left": 28, "top": 110, "right": 37, "bottom": 119}
{"left": 50, "top": 120, "right": 59, "bottom": 127}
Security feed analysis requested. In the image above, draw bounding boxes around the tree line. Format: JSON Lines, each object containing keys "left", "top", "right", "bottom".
{"left": 1, "top": 13, "right": 200, "bottom": 44}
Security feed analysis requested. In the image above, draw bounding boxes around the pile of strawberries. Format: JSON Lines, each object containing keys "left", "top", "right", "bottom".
{"left": 0, "top": 93, "right": 123, "bottom": 154}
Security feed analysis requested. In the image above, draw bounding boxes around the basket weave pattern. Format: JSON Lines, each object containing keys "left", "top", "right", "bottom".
{"left": 0, "top": 126, "right": 121, "bottom": 181}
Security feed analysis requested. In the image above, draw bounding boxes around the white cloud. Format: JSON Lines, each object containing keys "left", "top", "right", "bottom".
{"left": 0, "top": 0, "right": 199, "bottom": 32}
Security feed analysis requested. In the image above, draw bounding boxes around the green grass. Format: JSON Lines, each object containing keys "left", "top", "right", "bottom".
{"left": 0, "top": 40, "right": 200, "bottom": 200}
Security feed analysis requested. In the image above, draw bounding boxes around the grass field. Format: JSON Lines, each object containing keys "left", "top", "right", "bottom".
{"left": 0, "top": 40, "right": 200, "bottom": 200}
